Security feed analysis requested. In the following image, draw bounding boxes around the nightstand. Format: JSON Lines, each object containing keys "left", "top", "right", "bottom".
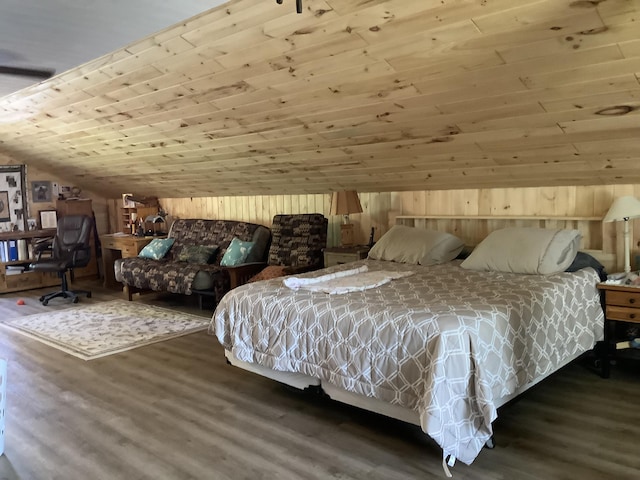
{"left": 323, "top": 246, "right": 370, "bottom": 267}
{"left": 597, "top": 283, "right": 640, "bottom": 378}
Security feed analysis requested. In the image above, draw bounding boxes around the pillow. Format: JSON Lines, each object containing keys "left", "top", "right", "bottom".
{"left": 565, "top": 251, "right": 607, "bottom": 281}
{"left": 245, "top": 226, "right": 271, "bottom": 263}
{"left": 220, "top": 238, "right": 254, "bottom": 267}
{"left": 460, "top": 227, "right": 581, "bottom": 275}
{"left": 192, "top": 271, "right": 214, "bottom": 290}
{"left": 138, "top": 238, "right": 175, "bottom": 260}
{"left": 248, "top": 265, "right": 289, "bottom": 283}
{"left": 367, "top": 225, "right": 464, "bottom": 265}
{"left": 177, "top": 245, "right": 218, "bottom": 264}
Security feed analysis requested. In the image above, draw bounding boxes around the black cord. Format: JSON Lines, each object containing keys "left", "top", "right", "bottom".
{"left": 275, "top": 0, "right": 303, "bottom": 14}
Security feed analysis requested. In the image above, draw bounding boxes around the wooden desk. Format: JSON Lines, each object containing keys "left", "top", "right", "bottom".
{"left": 100, "top": 234, "right": 157, "bottom": 288}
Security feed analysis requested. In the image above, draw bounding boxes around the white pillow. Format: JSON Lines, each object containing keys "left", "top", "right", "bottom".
{"left": 460, "top": 227, "right": 581, "bottom": 275}
{"left": 368, "top": 225, "right": 464, "bottom": 265}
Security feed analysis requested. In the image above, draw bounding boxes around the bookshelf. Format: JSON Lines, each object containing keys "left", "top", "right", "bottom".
{"left": 120, "top": 206, "right": 157, "bottom": 234}
{"left": 0, "top": 229, "right": 60, "bottom": 293}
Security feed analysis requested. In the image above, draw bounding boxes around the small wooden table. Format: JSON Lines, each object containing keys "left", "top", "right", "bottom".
{"left": 100, "top": 234, "right": 157, "bottom": 288}
{"left": 596, "top": 282, "right": 640, "bottom": 378}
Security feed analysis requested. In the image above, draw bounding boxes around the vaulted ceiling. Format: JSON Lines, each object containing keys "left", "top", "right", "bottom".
{"left": 0, "top": 0, "right": 638, "bottom": 199}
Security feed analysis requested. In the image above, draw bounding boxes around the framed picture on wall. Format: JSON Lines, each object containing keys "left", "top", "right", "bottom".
{"left": 0, "top": 165, "right": 27, "bottom": 231}
{"left": 0, "top": 191, "right": 9, "bottom": 222}
{"left": 39, "top": 209, "right": 58, "bottom": 230}
{"left": 32, "top": 181, "right": 52, "bottom": 203}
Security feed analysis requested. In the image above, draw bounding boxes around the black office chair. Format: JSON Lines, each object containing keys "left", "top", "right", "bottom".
{"left": 30, "top": 214, "right": 93, "bottom": 306}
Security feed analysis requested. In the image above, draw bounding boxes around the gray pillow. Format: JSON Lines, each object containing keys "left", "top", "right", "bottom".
{"left": 177, "top": 245, "right": 218, "bottom": 264}
{"left": 368, "top": 225, "right": 464, "bottom": 265}
{"left": 192, "top": 270, "right": 214, "bottom": 290}
{"left": 460, "top": 227, "right": 581, "bottom": 275}
{"left": 246, "top": 226, "right": 271, "bottom": 263}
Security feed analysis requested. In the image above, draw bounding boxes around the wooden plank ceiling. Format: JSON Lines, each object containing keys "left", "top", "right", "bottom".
{"left": 0, "top": 0, "right": 638, "bottom": 198}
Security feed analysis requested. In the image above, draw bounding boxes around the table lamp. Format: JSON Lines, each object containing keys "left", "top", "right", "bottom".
{"left": 330, "top": 190, "right": 362, "bottom": 246}
{"left": 603, "top": 195, "right": 640, "bottom": 275}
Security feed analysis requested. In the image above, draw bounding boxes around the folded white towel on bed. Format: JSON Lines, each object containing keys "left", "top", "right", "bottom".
{"left": 283, "top": 265, "right": 368, "bottom": 289}
{"left": 283, "top": 265, "right": 414, "bottom": 294}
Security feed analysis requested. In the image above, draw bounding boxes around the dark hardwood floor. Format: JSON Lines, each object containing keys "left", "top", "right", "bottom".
{"left": 1, "top": 279, "right": 639, "bottom": 480}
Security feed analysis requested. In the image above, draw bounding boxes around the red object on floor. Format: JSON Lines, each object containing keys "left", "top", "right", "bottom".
{"left": 16, "top": 299, "right": 25, "bottom": 305}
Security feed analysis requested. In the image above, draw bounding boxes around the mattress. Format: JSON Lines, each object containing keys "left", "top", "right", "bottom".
{"left": 211, "top": 259, "right": 604, "bottom": 464}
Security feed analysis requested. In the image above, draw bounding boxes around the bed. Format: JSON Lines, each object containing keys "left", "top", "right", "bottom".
{"left": 210, "top": 217, "right": 606, "bottom": 469}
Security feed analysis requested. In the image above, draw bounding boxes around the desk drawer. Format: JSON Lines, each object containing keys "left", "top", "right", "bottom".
{"left": 607, "top": 290, "right": 640, "bottom": 307}
{"left": 120, "top": 245, "right": 140, "bottom": 257}
{"left": 325, "top": 253, "right": 361, "bottom": 267}
{"left": 101, "top": 237, "right": 119, "bottom": 249}
{"left": 606, "top": 305, "right": 640, "bottom": 323}
{"left": 4, "top": 271, "right": 57, "bottom": 290}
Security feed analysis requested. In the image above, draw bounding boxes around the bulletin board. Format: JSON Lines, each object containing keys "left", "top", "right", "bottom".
{"left": 0, "top": 165, "right": 27, "bottom": 232}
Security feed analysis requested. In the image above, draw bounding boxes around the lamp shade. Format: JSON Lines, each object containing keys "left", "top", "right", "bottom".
{"left": 603, "top": 196, "right": 640, "bottom": 222}
{"left": 329, "top": 191, "right": 363, "bottom": 216}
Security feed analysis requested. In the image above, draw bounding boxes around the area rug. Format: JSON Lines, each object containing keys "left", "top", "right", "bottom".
{"left": 0, "top": 300, "right": 211, "bottom": 360}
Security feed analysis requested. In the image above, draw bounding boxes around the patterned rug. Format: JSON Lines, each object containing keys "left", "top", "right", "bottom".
{"left": 0, "top": 300, "right": 211, "bottom": 360}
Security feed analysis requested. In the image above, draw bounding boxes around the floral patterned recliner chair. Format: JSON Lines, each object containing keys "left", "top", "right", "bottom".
{"left": 249, "top": 213, "right": 328, "bottom": 282}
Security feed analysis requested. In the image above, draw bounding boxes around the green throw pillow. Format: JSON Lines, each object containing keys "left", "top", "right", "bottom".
{"left": 177, "top": 245, "right": 218, "bottom": 264}
{"left": 138, "top": 238, "right": 175, "bottom": 260}
{"left": 220, "top": 238, "right": 254, "bottom": 267}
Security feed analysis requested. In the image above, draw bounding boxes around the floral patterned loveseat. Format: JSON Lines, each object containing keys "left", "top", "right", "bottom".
{"left": 115, "top": 219, "right": 271, "bottom": 303}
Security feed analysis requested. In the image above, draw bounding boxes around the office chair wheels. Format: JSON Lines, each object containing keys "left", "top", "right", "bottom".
{"left": 72, "top": 297, "right": 79, "bottom": 303}
{"left": 39, "top": 295, "right": 45, "bottom": 302}
{"left": 42, "top": 299, "right": 49, "bottom": 306}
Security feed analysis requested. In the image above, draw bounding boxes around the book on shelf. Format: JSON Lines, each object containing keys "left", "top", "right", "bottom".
{"left": 8, "top": 240, "right": 18, "bottom": 262}
{"left": 17, "top": 239, "right": 27, "bottom": 261}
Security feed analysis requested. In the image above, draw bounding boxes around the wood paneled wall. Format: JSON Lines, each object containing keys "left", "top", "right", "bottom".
{"left": 105, "top": 183, "right": 640, "bottom": 272}
{"left": 0, "top": 153, "right": 110, "bottom": 236}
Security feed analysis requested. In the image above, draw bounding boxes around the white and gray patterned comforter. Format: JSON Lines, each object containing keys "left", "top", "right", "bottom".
{"left": 211, "top": 259, "right": 604, "bottom": 464}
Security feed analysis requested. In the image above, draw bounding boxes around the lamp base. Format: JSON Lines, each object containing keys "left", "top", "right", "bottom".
{"left": 340, "top": 223, "right": 355, "bottom": 246}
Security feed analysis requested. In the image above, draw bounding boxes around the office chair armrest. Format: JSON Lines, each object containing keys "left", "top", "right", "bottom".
{"left": 70, "top": 244, "right": 91, "bottom": 264}
{"left": 32, "top": 236, "right": 54, "bottom": 260}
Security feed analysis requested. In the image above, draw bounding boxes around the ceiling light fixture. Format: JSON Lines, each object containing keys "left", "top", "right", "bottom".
{"left": 276, "top": 0, "right": 303, "bottom": 14}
